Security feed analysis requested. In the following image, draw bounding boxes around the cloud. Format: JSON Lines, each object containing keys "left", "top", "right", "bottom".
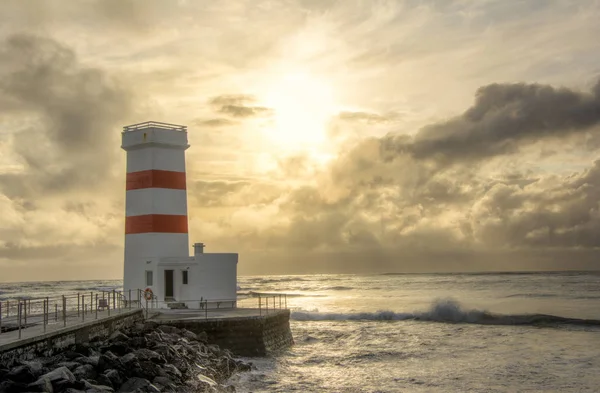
{"left": 208, "top": 94, "right": 273, "bottom": 118}
{"left": 400, "top": 79, "right": 600, "bottom": 165}
{"left": 337, "top": 111, "right": 400, "bottom": 124}
{"left": 0, "top": 33, "right": 133, "bottom": 197}
{"left": 194, "top": 118, "right": 238, "bottom": 128}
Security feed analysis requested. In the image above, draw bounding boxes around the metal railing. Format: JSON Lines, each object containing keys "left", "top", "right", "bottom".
{"left": 0, "top": 289, "right": 159, "bottom": 339}
{"left": 123, "top": 121, "right": 186, "bottom": 132}
{"left": 0, "top": 290, "right": 290, "bottom": 339}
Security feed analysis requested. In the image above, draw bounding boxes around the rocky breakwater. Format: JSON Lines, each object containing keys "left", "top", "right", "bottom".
{"left": 0, "top": 321, "right": 251, "bottom": 393}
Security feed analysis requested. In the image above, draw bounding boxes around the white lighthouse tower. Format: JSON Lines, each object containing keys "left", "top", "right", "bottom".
{"left": 121, "top": 121, "right": 237, "bottom": 308}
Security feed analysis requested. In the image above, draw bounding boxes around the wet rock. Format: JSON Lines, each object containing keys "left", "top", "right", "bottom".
{"left": 57, "top": 361, "right": 81, "bottom": 371}
{"left": 104, "top": 369, "right": 123, "bottom": 388}
{"left": 0, "top": 380, "right": 29, "bottom": 393}
{"left": 108, "top": 342, "right": 130, "bottom": 356}
{"left": 157, "top": 325, "right": 180, "bottom": 335}
{"left": 117, "top": 377, "right": 159, "bottom": 393}
{"left": 108, "top": 330, "right": 129, "bottom": 343}
{"left": 97, "top": 351, "right": 122, "bottom": 372}
{"left": 27, "top": 376, "right": 53, "bottom": 392}
{"left": 82, "top": 379, "right": 114, "bottom": 392}
{"left": 6, "top": 360, "right": 43, "bottom": 383}
{"left": 73, "top": 364, "right": 97, "bottom": 381}
{"left": 127, "top": 336, "right": 147, "bottom": 349}
{"left": 196, "top": 331, "right": 208, "bottom": 343}
{"left": 133, "top": 349, "right": 164, "bottom": 364}
{"left": 180, "top": 328, "right": 197, "bottom": 342}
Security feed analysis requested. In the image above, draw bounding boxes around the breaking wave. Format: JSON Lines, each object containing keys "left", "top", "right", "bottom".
{"left": 291, "top": 299, "right": 600, "bottom": 327}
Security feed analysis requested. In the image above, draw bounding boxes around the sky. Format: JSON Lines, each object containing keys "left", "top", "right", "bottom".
{"left": 1, "top": 0, "right": 600, "bottom": 282}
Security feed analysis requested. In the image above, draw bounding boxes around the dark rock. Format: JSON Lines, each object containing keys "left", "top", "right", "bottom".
{"left": 108, "top": 342, "right": 130, "bottom": 356}
{"left": 157, "top": 325, "right": 180, "bottom": 335}
{"left": 73, "top": 364, "right": 97, "bottom": 381}
{"left": 108, "top": 330, "right": 129, "bottom": 343}
{"left": 6, "top": 361, "right": 43, "bottom": 383}
{"left": 161, "top": 364, "right": 182, "bottom": 379}
{"left": 117, "top": 377, "right": 159, "bottom": 393}
{"left": 74, "top": 356, "right": 98, "bottom": 367}
{"left": 57, "top": 361, "right": 81, "bottom": 371}
{"left": 82, "top": 379, "right": 115, "bottom": 392}
{"left": 53, "top": 378, "right": 86, "bottom": 391}
{"left": 132, "top": 361, "right": 161, "bottom": 380}
{"left": 96, "top": 374, "right": 113, "bottom": 389}
{"left": 97, "top": 351, "right": 122, "bottom": 372}
{"left": 0, "top": 380, "right": 29, "bottom": 393}
{"left": 104, "top": 369, "right": 123, "bottom": 388}
{"left": 180, "top": 329, "right": 197, "bottom": 342}
{"left": 142, "top": 321, "right": 158, "bottom": 332}
{"left": 152, "top": 375, "right": 175, "bottom": 389}
{"left": 63, "top": 389, "right": 86, "bottom": 393}
{"left": 73, "top": 343, "right": 91, "bottom": 356}
{"left": 27, "top": 376, "right": 53, "bottom": 392}
{"left": 63, "top": 350, "right": 82, "bottom": 360}
{"left": 196, "top": 331, "right": 208, "bottom": 343}
{"left": 133, "top": 349, "right": 164, "bottom": 364}
{"left": 127, "top": 336, "right": 147, "bottom": 349}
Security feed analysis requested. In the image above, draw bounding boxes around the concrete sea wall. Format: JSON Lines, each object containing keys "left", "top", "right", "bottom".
{"left": 155, "top": 310, "right": 294, "bottom": 357}
{"left": 0, "top": 309, "right": 143, "bottom": 366}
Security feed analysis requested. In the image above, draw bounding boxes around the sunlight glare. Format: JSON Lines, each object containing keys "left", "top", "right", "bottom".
{"left": 263, "top": 72, "right": 336, "bottom": 151}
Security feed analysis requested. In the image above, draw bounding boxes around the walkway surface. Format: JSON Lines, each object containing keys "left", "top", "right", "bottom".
{"left": 0, "top": 307, "right": 137, "bottom": 349}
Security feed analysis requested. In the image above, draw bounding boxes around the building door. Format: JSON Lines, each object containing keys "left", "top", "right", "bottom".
{"left": 164, "top": 270, "right": 174, "bottom": 300}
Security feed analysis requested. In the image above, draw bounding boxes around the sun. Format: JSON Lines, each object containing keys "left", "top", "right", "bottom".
{"left": 262, "top": 72, "right": 336, "bottom": 152}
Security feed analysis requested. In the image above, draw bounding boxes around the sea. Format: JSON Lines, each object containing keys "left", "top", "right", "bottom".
{"left": 1, "top": 271, "right": 600, "bottom": 392}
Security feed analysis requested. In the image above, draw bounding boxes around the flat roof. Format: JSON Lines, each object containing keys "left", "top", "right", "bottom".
{"left": 123, "top": 121, "right": 187, "bottom": 132}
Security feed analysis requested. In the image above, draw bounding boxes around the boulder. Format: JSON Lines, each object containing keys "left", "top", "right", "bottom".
{"left": 6, "top": 361, "right": 43, "bottom": 383}
{"left": 108, "top": 342, "right": 130, "bottom": 356}
{"left": 57, "top": 361, "right": 81, "bottom": 371}
{"left": 133, "top": 349, "right": 163, "bottom": 364}
{"left": 104, "top": 369, "right": 123, "bottom": 388}
{"left": 108, "top": 330, "right": 129, "bottom": 343}
{"left": 117, "top": 377, "right": 160, "bottom": 393}
{"left": 97, "top": 351, "right": 122, "bottom": 372}
{"left": 82, "top": 379, "right": 115, "bottom": 392}
{"left": 27, "top": 376, "right": 53, "bottom": 392}
{"left": 73, "top": 364, "right": 97, "bottom": 381}
{"left": 0, "top": 380, "right": 29, "bottom": 393}
{"left": 180, "top": 329, "right": 197, "bottom": 342}
{"left": 157, "top": 325, "right": 180, "bottom": 335}
{"left": 196, "top": 331, "right": 208, "bottom": 343}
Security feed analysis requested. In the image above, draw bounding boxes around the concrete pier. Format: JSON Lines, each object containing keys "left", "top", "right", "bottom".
{"left": 150, "top": 308, "right": 294, "bottom": 356}
{"left": 0, "top": 307, "right": 294, "bottom": 365}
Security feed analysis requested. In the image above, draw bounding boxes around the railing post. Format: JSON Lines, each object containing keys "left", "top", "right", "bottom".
{"left": 95, "top": 294, "right": 98, "bottom": 320}
{"left": 112, "top": 289, "right": 116, "bottom": 310}
{"left": 62, "top": 295, "right": 66, "bottom": 327}
{"left": 204, "top": 300, "right": 208, "bottom": 320}
{"left": 18, "top": 301, "right": 22, "bottom": 339}
{"left": 6, "top": 300, "right": 8, "bottom": 318}
{"left": 279, "top": 294, "right": 281, "bottom": 309}
{"left": 55, "top": 304, "right": 58, "bottom": 321}
{"left": 258, "top": 295, "right": 262, "bottom": 316}
{"left": 82, "top": 296, "right": 85, "bottom": 322}
{"left": 107, "top": 292, "right": 111, "bottom": 317}
{"left": 43, "top": 299, "right": 47, "bottom": 333}
{"left": 285, "top": 294, "right": 287, "bottom": 309}
{"left": 0, "top": 301, "right": 2, "bottom": 334}
{"left": 129, "top": 289, "right": 132, "bottom": 309}
{"left": 77, "top": 293, "right": 80, "bottom": 317}
{"left": 23, "top": 298, "right": 27, "bottom": 325}
{"left": 90, "top": 292, "right": 93, "bottom": 314}
{"left": 145, "top": 297, "right": 148, "bottom": 319}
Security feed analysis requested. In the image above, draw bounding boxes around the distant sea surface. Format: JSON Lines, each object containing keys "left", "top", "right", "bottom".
{"left": 2, "top": 272, "right": 600, "bottom": 392}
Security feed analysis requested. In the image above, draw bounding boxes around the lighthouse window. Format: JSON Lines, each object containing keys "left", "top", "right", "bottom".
{"left": 146, "top": 270, "right": 153, "bottom": 286}
{"left": 182, "top": 270, "right": 188, "bottom": 285}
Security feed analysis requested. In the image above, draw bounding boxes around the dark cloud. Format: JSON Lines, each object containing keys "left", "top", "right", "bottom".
{"left": 0, "top": 33, "right": 133, "bottom": 197}
{"left": 399, "top": 79, "right": 600, "bottom": 165}
{"left": 208, "top": 94, "right": 273, "bottom": 118}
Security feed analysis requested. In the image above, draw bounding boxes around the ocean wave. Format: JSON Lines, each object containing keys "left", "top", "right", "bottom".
{"left": 291, "top": 299, "right": 600, "bottom": 327}
{"left": 324, "top": 286, "right": 353, "bottom": 291}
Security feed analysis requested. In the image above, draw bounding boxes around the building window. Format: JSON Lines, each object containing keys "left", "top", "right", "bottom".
{"left": 182, "top": 270, "right": 188, "bottom": 285}
{"left": 146, "top": 270, "right": 153, "bottom": 286}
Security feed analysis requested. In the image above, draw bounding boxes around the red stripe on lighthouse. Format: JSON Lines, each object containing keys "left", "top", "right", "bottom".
{"left": 125, "top": 214, "right": 188, "bottom": 234}
{"left": 126, "top": 170, "right": 186, "bottom": 191}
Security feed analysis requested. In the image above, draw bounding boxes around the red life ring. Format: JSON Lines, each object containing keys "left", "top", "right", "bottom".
{"left": 144, "top": 288, "right": 153, "bottom": 301}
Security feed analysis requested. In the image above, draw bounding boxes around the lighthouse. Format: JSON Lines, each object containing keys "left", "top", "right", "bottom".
{"left": 121, "top": 121, "right": 238, "bottom": 308}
